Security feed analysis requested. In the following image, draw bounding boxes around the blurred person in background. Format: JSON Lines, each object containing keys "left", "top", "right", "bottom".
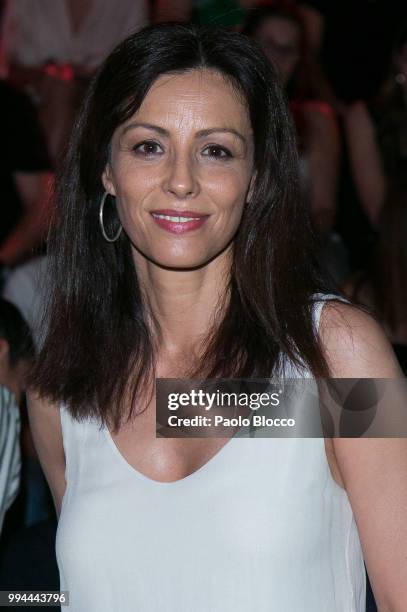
{"left": 343, "top": 177, "right": 407, "bottom": 375}
{"left": 243, "top": 4, "right": 339, "bottom": 235}
{"left": 0, "top": 80, "right": 52, "bottom": 274}
{"left": 0, "top": 299, "right": 34, "bottom": 536}
{"left": 191, "top": 0, "right": 255, "bottom": 28}
{"left": 242, "top": 4, "right": 346, "bottom": 284}
{"left": 153, "top": 0, "right": 256, "bottom": 28}
{"left": 153, "top": 0, "right": 192, "bottom": 23}
{"left": 0, "top": 299, "right": 57, "bottom": 612}
{"left": 2, "top": 0, "right": 149, "bottom": 163}
{"left": 345, "top": 22, "right": 407, "bottom": 227}
{"left": 298, "top": 0, "right": 407, "bottom": 107}
{"left": 0, "top": 385, "right": 20, "bottom": 536}
{"left": 2, "top": 256, "right": 48, "bottom": 350}
{"left": 2, "top": 257, "right": 52, "bottom": 529}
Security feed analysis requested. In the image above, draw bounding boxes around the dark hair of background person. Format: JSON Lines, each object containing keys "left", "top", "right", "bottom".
{"left": 30, "top": 22, "right": 343, "bottom": 431}
{"left": 0, "top": 299, "right": 35, "bottom": 368}
{"left": 241, "top": 3, "right": 320, "bottom": 102}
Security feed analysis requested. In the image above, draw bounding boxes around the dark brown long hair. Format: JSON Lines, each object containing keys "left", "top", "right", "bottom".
{"left": 30, "top": 23, "right": 337, "bottom": 431}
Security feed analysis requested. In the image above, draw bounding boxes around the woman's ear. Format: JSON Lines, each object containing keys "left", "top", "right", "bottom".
{"left": 101, "top": 164, "right": 116, "bottom": 197}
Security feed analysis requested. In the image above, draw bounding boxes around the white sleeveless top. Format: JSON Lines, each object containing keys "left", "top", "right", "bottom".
{"left": 56, "top": 294, "right": 366, "bottom": 611}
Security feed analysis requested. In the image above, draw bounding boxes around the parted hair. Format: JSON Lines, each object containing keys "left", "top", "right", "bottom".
{"left": 30, "top": 22, "right": 335, "bottom": 431}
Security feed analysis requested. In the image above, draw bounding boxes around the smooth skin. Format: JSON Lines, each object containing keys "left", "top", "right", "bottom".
{"left": 28, "top": 69, "right": 407, "bottom": 611}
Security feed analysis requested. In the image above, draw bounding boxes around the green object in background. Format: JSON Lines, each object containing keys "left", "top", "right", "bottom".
{"left": 192, "top": 0, "right": 247, "bottom": 28}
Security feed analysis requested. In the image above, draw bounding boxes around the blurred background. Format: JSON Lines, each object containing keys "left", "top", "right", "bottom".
{"left": 0, "top": 2, "right": 406, "bottom": 611}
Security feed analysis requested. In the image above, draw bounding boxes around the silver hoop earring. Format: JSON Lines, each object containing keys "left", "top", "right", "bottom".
{"left": 99, "top": 191, "right": 122, "bottom": 243}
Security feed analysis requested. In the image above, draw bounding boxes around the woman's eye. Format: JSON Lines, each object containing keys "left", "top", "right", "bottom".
{"left": 133, "top": 141, "right": 163, "bottom": 156}
{"left": 202, "top": 145, "right": 233, "bottom": 159}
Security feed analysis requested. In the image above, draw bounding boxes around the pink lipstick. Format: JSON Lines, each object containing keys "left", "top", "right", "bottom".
{"left": 150, "top": 209, "right": 210, "bottom": 234}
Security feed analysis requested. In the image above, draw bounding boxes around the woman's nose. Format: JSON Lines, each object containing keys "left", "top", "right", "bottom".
{"left": 163, "top": 154, "right": 199, "bottom": 199}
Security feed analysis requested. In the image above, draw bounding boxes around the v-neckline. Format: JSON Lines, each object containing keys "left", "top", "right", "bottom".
{"left": 102, "top": 422, "right": 247, "bottom": 487}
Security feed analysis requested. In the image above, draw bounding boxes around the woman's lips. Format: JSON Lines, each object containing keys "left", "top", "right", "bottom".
{"left": 150, "top": 210, "right": 210, "bottom": 234}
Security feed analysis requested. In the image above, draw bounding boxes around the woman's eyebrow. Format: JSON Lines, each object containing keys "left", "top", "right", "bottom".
{"left": 197, "top": 127, "right": 247, "bottom": 144}
{"left": 121, "top": 122, "right": 247, "bottom": 143}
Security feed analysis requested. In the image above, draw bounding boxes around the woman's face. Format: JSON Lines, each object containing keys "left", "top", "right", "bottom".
{"left": 254, "top": 17, "right": 300, "bottom": 86}
{"left": 103, "top": 69, "right": 255, "bottom": 270}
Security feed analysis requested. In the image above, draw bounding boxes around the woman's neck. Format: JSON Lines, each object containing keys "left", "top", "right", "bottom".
{"left": 134, "top": 247, "right": 232, "bottom": 357}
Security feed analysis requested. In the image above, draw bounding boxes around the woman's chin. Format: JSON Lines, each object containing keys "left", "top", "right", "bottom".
{"left": 131, "top": 241, "right": 233, "bottom": 271}
{"left": 131, "top": 248, "right": 213, "bottom": 271}
{"left": 149, "top": 256, "right": 214, "bottom": 271}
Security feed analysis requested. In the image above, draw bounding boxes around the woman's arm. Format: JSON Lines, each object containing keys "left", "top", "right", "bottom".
{"left": 26, "top": 391, "right": 66, "bottom": 517}
{"left": 345, "top": 101, "right": 387, "bottom": 225}
{"left": 320, "top": 302, "right": 407, "bottom": 611}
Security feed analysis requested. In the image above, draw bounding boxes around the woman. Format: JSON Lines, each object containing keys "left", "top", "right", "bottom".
{"left": 27, "top": 24, "right": 406, "bottom": 611}
{"left": 2, "top": 0, "right": 148, "bottom": 162}
{"left": 344, "top": 177, "right": 407, "bottom": 373}
{"left": 242, "top": 4, "right": 340, "bottom": 237}
{"left": 345, "top": 22, "right": 407, "bottom": 226}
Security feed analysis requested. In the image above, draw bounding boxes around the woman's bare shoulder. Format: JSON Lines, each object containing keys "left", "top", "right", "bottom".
{"left": 318, "top": 300, "right": 402, "bottom": 378}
